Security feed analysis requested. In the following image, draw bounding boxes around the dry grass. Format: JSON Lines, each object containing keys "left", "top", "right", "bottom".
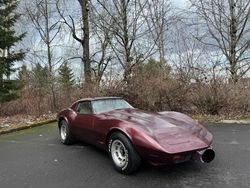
{"left": 0, "top": 113, "right": 56, "bottom": 131}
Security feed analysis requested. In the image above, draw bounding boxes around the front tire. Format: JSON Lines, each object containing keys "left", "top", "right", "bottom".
{"left": 108, "top": 132, "right": 141, "bottom": 174}
{"left": 59, "top": 120, "right": 75, "bottom": 145}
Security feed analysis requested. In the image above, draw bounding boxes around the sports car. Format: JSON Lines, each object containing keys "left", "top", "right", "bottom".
{"left": 57, "top": 97, "right": 215, "bottom": 174}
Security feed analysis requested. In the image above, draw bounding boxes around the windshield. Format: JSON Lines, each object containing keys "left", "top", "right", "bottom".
{"left": 92, "top": 99, "right": 133, "bottom": 113}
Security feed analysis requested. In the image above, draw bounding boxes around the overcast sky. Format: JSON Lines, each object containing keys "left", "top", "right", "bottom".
{"left": 12, "top": 0, "right": 190, "bottom": 80}
{"left": 171, "top": 0, "right": 188, "bottom": 8}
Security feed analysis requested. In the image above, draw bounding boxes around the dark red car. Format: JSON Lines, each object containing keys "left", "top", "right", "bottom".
{"left": 57, "top": 97, "right": 215, "bottom": 174}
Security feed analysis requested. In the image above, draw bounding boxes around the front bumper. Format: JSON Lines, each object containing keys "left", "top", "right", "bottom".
{"left": 142, "top": 146, "right": 214, "bottom": 166}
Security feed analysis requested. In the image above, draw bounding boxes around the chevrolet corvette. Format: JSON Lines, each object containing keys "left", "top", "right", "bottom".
{"left": 57, "top": 97, "right": 215, "bottom": 174}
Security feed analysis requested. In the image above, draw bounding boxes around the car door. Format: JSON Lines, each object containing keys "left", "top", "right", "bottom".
{"left": 72, "top": 101, "right": 95, "bottom": 143}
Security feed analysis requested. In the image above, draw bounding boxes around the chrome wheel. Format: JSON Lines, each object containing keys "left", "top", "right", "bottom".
{"left": 60, "top": 122, "right": 67, "bottom": 141}
{"left": 111, "top": 140, "right": 128, "bottom": 168}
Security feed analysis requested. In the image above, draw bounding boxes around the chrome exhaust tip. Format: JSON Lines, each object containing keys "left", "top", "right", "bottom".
{"left": 197, "top": 149, "right": 215, "bottom": 163}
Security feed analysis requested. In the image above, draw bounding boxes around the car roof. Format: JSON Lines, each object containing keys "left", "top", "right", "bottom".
{"left": 77, "top": 96, "right": 122, "bottom": 102}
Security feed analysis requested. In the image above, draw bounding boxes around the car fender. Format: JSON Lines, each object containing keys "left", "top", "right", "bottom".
{"left": 106, "top": 125, "right": 166, "bottom": 155}
{"left": 57, "top": 108, "right": 75, "bottom": 128}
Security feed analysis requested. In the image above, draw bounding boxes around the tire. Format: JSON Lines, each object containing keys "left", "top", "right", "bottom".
{"left": 108, "top": 132, "right": 141, "bottom": 174}
{"left": 59, "top": 120, "right": 75, "bottom": 145}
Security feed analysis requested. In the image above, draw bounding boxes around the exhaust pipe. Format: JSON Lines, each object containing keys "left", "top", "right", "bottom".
{"left": 197, "top": 148, "right": 215, "bottom": 163}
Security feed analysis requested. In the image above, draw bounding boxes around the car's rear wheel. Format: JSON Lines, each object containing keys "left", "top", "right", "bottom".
{"left": 59, "top": 120, "right": 75, "bottom": 145}
{"left": 108, "top": 132, "right": 141, "bottom": 174}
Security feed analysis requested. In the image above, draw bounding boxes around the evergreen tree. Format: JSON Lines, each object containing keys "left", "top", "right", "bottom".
{"left": 58, "top": 61, "right": 75, "bottom": 101}
{"left": 30, "top": 63, "right": 49, "bottom": 91}
{"left": 58, "top": 61, "right": 75, "bottom": 89}
{"left": 0, "top": 0, "right": 26, "bottom": 102}
{"left": 29, "top": 63, "right": 49, "bottom": 116}
{"left": 138, "top": 58, "right": 171, "bottom": 79}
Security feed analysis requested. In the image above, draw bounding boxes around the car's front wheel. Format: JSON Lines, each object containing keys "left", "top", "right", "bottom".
{"left": 59, "top": 120, "right": 75, "bottom": 145}
{"left": 108, "top": 132, "right": 141, "bottom": 174}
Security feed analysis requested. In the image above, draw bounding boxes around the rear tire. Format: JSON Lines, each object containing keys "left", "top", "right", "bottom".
{"left": 108, "top": 132, "right": 141, "bottom": 174}
{"left": 59, "top": 120, "right": 75, "bottom": 145}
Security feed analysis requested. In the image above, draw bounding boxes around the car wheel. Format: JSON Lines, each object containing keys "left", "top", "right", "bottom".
{"left": 108, "top": 132, "right": 141, "bottom": 174}
{"left": 59, "top": 120, "right": 75, "bottom": 145}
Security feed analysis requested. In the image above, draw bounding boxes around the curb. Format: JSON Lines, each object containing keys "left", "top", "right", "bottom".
{"left": 0, "top": 119, "right": 57, "bottom": 135}
{"left": 219, "top": 120, "right": 250, "bottom": 124}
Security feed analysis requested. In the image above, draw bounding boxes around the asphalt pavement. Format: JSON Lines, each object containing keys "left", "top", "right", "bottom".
{"left": 0, "top": 122, "right": 250, "bottom": 188}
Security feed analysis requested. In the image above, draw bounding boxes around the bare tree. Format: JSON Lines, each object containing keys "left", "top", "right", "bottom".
{"left": 25, "top": 0, "right": 62, "bottom": 111}
{"left": 189, "top": 0, "right": 250, "bottom": 83}
{"left": 56, "top": 0, "right": 92, "bottom": 85}
{"left": 144, "top": 0, "right": 174, "bottom": 62}
{"left": 90, "top": 3, "right": 114, "bottom": 85}
{"left": 96, "top": 0, "right": 156, "bottom": 82}
{"left": 169, "top": 19, "right": 208, "bottom": 83}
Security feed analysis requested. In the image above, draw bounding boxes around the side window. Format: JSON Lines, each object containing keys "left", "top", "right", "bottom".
{"left": 76, "top": 101, "right": 93, "bottom": 115}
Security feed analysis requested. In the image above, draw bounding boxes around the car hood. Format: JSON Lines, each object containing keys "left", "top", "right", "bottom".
{"left": 106, "top": 108, "right": 211, "bottom": 153}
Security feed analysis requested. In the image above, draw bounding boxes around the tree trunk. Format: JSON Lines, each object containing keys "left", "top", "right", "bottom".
{"left": 45, "top": 0, "right": 57, "bottom": 110}
{"left": 122, "top": 0, "right": 131, "bottom": 83}
{"left": 229, "top": 0, "right": 238, "bottom": 84}
{"left": 79, "top": 0, "right": 91, "bottom": 85}
{"left": 159, "top": 31, "right": 165, "bottom": 63}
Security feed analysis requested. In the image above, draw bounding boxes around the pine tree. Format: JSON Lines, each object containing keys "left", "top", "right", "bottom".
{"left": 58, "top": 61, "right": 75, "bottom": 89}
{"left": 138, "top": 58, "right": 171, "bottom": 79}
{"left": 30, "top": 63, "right": 49, "bottom": 91}
{"left": 0, "top": 0, "right": 26, "bottom": 102}
{"left": 29, "top": 63, "right": 49, "bottom": 116}
{"left": 58, "top": 61, "right": 75, "bottom": 101}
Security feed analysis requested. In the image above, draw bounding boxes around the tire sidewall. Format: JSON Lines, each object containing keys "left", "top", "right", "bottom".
{"left": 108, "top": 137, "right": 129, "bottom": 171}
{"left": 108, "top": 133, "right": 140, "bottom": 174}
{"left": 59, "top": 120, "right": 72, "bottom": 144}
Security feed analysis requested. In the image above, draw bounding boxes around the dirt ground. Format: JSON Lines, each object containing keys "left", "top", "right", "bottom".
{"left": 0, "top": 113, "right": 56, "bottom": 132}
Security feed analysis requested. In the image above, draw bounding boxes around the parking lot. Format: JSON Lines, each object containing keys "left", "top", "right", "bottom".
{"left": 0, "top": 122, "right": 250, "bottom": 188}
